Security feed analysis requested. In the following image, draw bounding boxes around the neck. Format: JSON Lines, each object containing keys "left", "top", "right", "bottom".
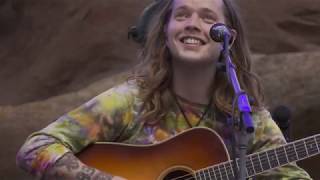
{"left": 172, "top": 61, "right": 216, "bottom": 105}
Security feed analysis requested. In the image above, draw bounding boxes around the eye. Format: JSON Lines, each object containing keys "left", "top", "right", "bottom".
{"left": 202, "top": 14, "right": 216, "bottom": 24}
{"left": 174, "top": 11, "right": 190, "bottom": 21}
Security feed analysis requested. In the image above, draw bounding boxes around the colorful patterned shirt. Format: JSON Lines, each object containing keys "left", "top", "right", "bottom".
{"left": 16, "top": 81, "right": 312, "bottom": 179}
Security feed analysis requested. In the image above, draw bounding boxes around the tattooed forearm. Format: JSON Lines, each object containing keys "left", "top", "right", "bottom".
{"left": 43, "top": 153, "right": 113, "bottom": 180}
{"left": 76, "top": 166, "right": 95, "bottom": 180}
{"left": 93, "top": 172, "right": 114, "bottom": 180}
{"left": 54, "top": 152, "right": 80, "bottom": 171}
{"left": 75, "top": 166, "right": 113, "bottom": 180}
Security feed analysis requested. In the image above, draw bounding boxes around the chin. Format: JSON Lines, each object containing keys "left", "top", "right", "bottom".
{"left": 170, "top": 48, "right": 219, "bottom": 65}
{"left": 177, "top": 56, "right": 215, "bottom": 65}
{"left": 179, "top": 52, "right": 216, "bottom": 62}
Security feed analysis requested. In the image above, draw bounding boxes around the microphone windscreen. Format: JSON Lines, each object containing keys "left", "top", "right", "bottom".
{"left": 210, "top": 23, "right": 232, "bottom": 42}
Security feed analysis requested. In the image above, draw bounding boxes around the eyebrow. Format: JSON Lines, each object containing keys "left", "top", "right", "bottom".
{"left": 201, "top": 8, "right": 217, "bottom": 15}
{"left": 174, "top": 5, "right": 218, "bottom": 16}
{"left": 173, "top": 5, "right": 190, "bottom": 13}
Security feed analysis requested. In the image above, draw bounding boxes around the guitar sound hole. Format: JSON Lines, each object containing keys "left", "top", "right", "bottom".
{"left": 163, "top": 170, "right": 195, "bottom": 180}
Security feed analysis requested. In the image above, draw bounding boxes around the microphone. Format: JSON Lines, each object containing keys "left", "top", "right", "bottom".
{"left": 211, "top": 23, "right": 233, "bottom": 72}
{"left": 210, "top": 23, "right": 233, "bottom": 43}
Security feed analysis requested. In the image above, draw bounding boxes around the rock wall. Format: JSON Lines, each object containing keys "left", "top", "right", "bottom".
{"left": 0, "top": 0, "right": 319, "bottom": 179}
{"left": 2, "top": 52, "right": 320, "bottom": 179}
{"left": 0, "top": 0, "right": 319, "bottom": 105}
{"left": 238, "top": 0, "right": 320, "bottom": 53}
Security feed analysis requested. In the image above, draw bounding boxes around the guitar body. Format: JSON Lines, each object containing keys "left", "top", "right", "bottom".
{"left": 77, "top": 128, "right": 230, "bottom": 180}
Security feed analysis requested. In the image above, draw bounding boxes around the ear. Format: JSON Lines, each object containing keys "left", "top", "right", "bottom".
{"left": 229, "top": 28, "right": 237, "bottom": 49}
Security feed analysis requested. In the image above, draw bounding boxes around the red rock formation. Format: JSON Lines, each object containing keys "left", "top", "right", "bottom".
{"left": 0, "top": 0, "right": 319, "bottom": 105}
{"left": 238, "top": 0, "right": 320, "bottom": 53}
{"left": 0, "top": 0, "right": 319, "bottom": 179}
{"left": 2, "top": 52, "right": 319, "bottom": 179}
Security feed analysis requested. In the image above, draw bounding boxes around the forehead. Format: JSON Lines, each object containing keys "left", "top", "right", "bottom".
{"left": 172, "top": 0, "right": 225, "bottom": 12}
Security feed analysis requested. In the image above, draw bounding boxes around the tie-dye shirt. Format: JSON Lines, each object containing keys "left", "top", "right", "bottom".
{"left": 16, "top": 81, "right": 312, "bottom": 179}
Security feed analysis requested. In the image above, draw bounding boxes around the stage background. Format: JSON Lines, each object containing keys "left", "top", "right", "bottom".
{"left": 0, "top": 0, "right": 319, "bottom": 179}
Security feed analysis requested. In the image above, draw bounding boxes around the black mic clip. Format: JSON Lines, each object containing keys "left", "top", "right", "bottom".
{"left": 216, "top": 62, "right": 226, "bottom": 72}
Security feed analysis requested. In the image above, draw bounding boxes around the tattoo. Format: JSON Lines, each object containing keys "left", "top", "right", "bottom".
{"left": 52, "top": 171, "right": 66, "bottom": 179}
{"left": 53, "top": 153, "right": 80, "bottom": 171}
{"left": 93, "top": 172, "right": 113, "bottom": 180}
{"left": 45, "top": 153, "right": 113, "bottom": 180}
{"left": 66, "top": 157, "right": 80, "bottom": 171}
{"left": 76, "top": 172, "right": 91, "bottom": 180}
{"left": 75, "top": 166, "right": 96, "bottom": 180}
{"left": 82, "top": 166, "right": 95, "bottom": 176}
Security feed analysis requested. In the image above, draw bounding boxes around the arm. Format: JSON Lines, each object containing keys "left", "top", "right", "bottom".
{"left": 17, "top": 135, "right": 126, "bottom": 180}
{"left": 249, "top": 110, "right": 312, "bottom": 180}
{"left": 43, "top": 153, "right": 125, "bottom": 180}
{"left": 17, "top": 84, "right": 136, "bottom": 179}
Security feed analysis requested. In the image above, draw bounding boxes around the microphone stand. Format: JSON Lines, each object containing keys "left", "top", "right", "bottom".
{"left": 221, "top": 35, "right": 254, "bottom": 180}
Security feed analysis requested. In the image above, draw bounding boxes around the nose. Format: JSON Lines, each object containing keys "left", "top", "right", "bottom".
{"left": 185, "top": 14, "right": 202, "bottom": 32}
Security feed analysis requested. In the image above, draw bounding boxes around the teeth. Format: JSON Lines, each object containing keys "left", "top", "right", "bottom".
{"left": 183, "top": 38, "right": 201, "bottom": 45}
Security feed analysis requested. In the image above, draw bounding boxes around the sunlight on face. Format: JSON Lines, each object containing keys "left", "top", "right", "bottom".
{"left": 166, "top": 0, "right": 227, "bottom": 65}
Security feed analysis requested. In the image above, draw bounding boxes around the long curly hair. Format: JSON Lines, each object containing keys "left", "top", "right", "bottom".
{"left": 132, "top": 0, "right": 264, "bottom": 124}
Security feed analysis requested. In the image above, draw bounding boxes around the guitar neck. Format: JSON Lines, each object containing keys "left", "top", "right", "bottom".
{"left": 195, "top": 134, "right": 320, "bottom": 179}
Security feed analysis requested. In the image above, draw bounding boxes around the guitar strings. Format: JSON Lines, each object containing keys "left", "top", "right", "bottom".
{"left": 167, "top": 137, "right": 320, "bottom": 180}
{"left": 167, "top": 170, "right": 211, "bottom": 180}
{"left": 168, "top": 172, "right": 195, "bottom": 180}
{"left": 171, "top": 172, "right": 214, "bottom": 180}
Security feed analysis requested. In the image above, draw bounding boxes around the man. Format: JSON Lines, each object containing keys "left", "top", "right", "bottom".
{"left": 17, "top": 0, "right": 312, "bottom": 179}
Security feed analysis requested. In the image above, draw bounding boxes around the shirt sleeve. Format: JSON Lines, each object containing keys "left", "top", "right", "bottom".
{"left": 249, "top": 109, "right": 312, "bottom": 180}
{"left": 16, "top": 83, "right": 137, "bottom": 178}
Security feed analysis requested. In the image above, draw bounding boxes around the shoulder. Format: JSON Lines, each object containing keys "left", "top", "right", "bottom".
{"left": 252, "top": 107, "right": 283, "bottom": 136}
{"left": 249, "top": 108, "right": 287, "bottom": 153}
{"left": 99, "top": 80, "right": 139, "bottom": 99}
{"left": 85, "top": 80, "right": 141, "bottom": 112}
{"left": 252, "top": 108, "right": 272, "bottom": 122}
{"left": 252, "top": 108, "right": 281, "bottom": 132}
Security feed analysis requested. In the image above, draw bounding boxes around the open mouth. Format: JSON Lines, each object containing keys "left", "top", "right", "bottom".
{"left": 180, "top": 36, "right": 206, "bottom": 46}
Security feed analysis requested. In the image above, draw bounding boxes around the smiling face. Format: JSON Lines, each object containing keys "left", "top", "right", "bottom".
{"left": 165, "top": 0, "right": 227, "bottom": 65}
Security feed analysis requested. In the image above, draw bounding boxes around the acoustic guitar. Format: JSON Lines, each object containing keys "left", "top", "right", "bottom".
{"left": 77, "top": 127, "right": 319, "bottom": 180}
